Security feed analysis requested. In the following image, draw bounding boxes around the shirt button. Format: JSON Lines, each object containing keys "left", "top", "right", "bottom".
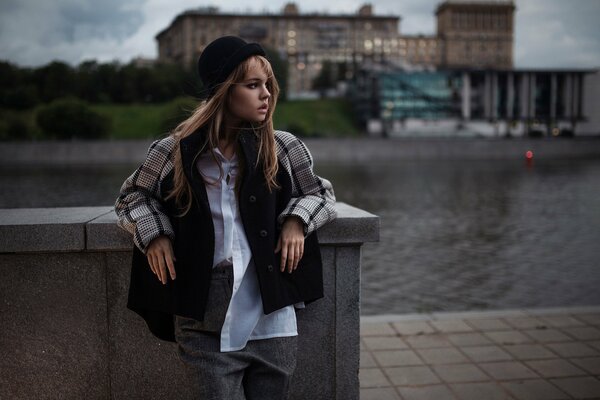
{"left": 260, "top": 229, "right": 268, "bottom": 237}
{"left": 267, "top": 264, "right": 274, "bottom": 272}
{"left": 249, "top": 195, "right": 256, "bottom": 203}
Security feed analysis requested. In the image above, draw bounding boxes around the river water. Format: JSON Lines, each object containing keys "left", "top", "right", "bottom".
{"left": 2, "top": 157, "right": 599, "bottom": 315}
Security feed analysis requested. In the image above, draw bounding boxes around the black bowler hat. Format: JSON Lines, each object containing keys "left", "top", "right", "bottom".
{"left": 197, "top": 36, "right": 266, "bottom": 98}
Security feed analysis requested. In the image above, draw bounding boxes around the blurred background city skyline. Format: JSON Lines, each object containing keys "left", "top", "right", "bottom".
{"left": 0, "top": 0, "right": 599, "bottom": 69}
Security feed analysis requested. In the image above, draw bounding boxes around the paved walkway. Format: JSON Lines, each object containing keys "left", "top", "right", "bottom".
{"left": 360, "top": 306, "right": 600, "bottom": 400}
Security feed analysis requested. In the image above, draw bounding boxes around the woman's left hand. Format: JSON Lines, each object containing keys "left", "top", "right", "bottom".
{"left": 275, "top": 216, "right": 305, "bottom": 273}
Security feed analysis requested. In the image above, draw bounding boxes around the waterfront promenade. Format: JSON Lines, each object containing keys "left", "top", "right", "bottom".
{"left": 360, "top": 306, "right": 600, "bottom": 399}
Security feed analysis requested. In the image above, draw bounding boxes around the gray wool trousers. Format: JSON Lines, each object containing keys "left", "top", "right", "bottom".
{"left": 174, "top": 263, "right": 298, "bottom": 400}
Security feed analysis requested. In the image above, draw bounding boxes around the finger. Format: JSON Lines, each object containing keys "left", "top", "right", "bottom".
{"left": 147, "top": 253, "right": 157, "bottom": 276}
{"left": 157, "top": 252, "right": 167, "bottom": 284}
{"left": 293, "top": 243, "right": 302, "bottom": 270}
{"left": 280, "top": 240, "right": 288, "bottom": 272}
{"left": 287, "top": 243, "right": 296, "bottom": 274}
{"left": 165, "top": 247, "right": 176, "bottom": 280}
{"left": 274, "top": 236, "right": 281, "bottom": 254}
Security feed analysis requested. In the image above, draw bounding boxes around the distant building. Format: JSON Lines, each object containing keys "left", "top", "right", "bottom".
{"left": 352, "top": 67, "right": 598, "bottom": 137}
{"left": 155, "top": 3, "right": 401, "bottom": 95}
{"left": 399, "top": 35, "right": 442, "bottom": 68}
{"left": 436, "top": 0, "right": 515, "bottom": 68}
{"left": 398, "top": 0, "right": 515, "bottom": 69}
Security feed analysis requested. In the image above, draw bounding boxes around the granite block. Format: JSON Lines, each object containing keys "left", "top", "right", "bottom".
{"left": 372, "top": 350, "right": 423, "bottom": 367}
{"left": 360, "top": 387, "right": 401, "bottom": 400}
{"left": 550, "top": 376, "right": 600, "bottom": 398}
{"left": 334, "top": 245, "right": 361, "bottom": 400}
{"left": 292, "top": 245, "right": 337, "bottom": 400}
{"left": 0, "top": 207, "right": 110, "bottom": 253}
{"left": 397, "top": 384, "right": 458, "bottom": 400}
{"left": 0, "top": 253, "right": 109, "bottom": 399}
{"left": 360, "top": 368, "right": 392, "bottom": 388}
{"left": 384, "top": 365, "right": 440, "bottom": 386}
{"left": 546, "top": 342, "right": 600, "bottom": 358}
{"left": 525, "top": 359, "right": 587, "bottom": 378}
{"left": 432, "top": 363, "right": 489, "bottom": 383}
{"left": 449, "top": 382, "right": 515, "bottom": 400}
{"left": 500, "top": 379, "right": 570, "bottom": 400}
{"left": 317, "top": 202, "right": 379, "bottom": 245}
{"left": 86, "top": 210, "right": 132, "bottom": 251}
{"left": 478, "top": 361, "right": 539, "bottom": 380}
{"left": 106, "top": 251, "right": 194, "bottom": 399}
{"left": 461, "top": 345, "right": 514, "bottom": 363}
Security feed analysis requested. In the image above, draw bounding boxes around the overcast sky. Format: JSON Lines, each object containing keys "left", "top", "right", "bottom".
{"left": 0, "top": 0, "right": 598, "bottom": 69}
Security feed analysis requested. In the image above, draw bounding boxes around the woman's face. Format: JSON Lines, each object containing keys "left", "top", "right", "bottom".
{"left": 227, "top": 58, "right": 271, "bottom": 124}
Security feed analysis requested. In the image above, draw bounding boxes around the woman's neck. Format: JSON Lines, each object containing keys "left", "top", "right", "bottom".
{"left": 218, "top": 124, "right": 239, "bottom": 160}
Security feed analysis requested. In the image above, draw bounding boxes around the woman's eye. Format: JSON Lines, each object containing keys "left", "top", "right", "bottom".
{"left": 247, "top": 83, "right": 258, "bottom": 89}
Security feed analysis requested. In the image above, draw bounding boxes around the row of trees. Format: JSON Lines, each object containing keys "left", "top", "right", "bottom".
{"left": 0, "top": 60, "right": 199, "bottom": 109}
{"left": 0, "top": 47, "right": 289, "bottom": 111}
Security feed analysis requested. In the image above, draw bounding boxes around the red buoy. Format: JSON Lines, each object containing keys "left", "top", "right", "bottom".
{"left": 525, "top": 150, "right": 534, "bottom": 160}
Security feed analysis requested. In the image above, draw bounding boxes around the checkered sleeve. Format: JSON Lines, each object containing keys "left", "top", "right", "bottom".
{"left": 114, "top": 137, "right": 176, "bottom": 253}
{"left": 275, "top": 131, "right": 337, "bottom": 236}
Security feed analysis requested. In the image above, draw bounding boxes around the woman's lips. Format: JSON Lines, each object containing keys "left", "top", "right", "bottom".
{"left": 258, "top": 105, "right": 268, "bottom": 113}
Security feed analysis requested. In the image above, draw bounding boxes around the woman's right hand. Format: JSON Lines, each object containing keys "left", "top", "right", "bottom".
{"left": 146, "top": 236, "right": 176, "bottom": 285}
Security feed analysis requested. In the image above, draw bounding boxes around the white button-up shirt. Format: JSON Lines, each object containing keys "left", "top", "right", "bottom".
{"left": 197, "top": 146, "right": 298, "bottom": 352}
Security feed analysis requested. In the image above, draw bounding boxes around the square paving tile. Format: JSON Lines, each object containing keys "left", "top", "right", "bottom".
{"left": 360, "top": 368, "right": 392, "bottom": 388}
{"left": 363, "top": 336, "right": 409, "bottom": 351}
{"left": 416, "top": 347, "right": 469, "bottom": 364}
{"left": 397, "top": 384, "right": 458, "bottom": 400}
{"left": 372, "top": 349, "right": 424, "bottom": 367}
{"left": 523, "top": 328, "right": 572, "bottom": 343}
{"left": 361, "top": 351, "right": 377, "bottom": 368}
{"left": 500, "top": 379, "right": 570, "bottom": 400}
{"left": 550, "top": 376, "right": 600, "bottom": 398}
{"left": 392, "top": 321, "right": 436, "bottom": 336}
{"left": 504, "top": 316, "right": 547, "bottom": 330}
{"left": 589, "top": 341, "right": 600, "bottom": 351}
{"left": 361, "top": 322, "right": 397, "bottom": 337}
{"left": 429, "top": 320, "right": 475, "bottom": 333}
{"left": 484, "top": 330, "right": 534, "bottom": 345}
{"left": 538, "top": 315, "right": 587, "bottom": 328}
{"left": 360, "top": 387, "right": 401, "bottom": 400}
{"left": 478, "top": 361, "right": 539, "bottom": 380}
{"left": 447, "top": 332, "right": 493, "bottom": 347}
{"left": 573, "top": 313, "right": 600, "bottom": 326}
{"left": 461, "top": 345, "right": 514, "bottom": 363}
{"left": 569, "top": 357, "right": 600, "bottom": 375}
{"left": 449, "top": 382, "right": 514, "bottom": 400}
{"left": 546, "top": 342, "right": 599, "bottom": 358}
{"left": 432, "top": 363, "right": 489, "bottom": 383}
{"left": 384, "top": 365, "right": 441, "bottom": 386}
{"left": 404, "top": 334, "right": 453, "bottom": 349}
{"left": 465, "top": 318, "right": 512, "bottom": 331}
{"left": 503, "top": 344, "right": 557, "bottom": 360}
{"left": 525, "top": 359, "right": 588, "bottom": 378}
{"left": 559, "top": 326, "right": 600, "bottom": 341}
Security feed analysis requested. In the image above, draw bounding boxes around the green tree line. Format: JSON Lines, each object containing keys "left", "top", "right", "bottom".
{"left": 0, "top": 60, "right": 199, "bottom": 109}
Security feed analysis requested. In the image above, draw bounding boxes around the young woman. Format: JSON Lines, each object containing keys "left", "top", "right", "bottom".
{"left": 115, "top": 36, "right": 337, "bottom": 399}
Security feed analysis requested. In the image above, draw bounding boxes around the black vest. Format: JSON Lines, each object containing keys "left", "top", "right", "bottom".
{"left": 127, "top": 129, "right": 323, "bottom": 342}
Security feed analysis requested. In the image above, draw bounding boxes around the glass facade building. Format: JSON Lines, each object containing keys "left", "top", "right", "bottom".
{"left": 352, "top": 67, "right": 593, "bottom": 136}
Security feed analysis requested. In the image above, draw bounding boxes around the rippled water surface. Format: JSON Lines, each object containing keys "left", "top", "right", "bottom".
{"left": 2, "top": 157, "right": 599, "bottom": 315}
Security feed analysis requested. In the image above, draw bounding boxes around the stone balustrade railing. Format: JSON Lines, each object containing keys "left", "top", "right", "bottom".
{"left": 0, "top": 203, "right": 378, "bottom": 400}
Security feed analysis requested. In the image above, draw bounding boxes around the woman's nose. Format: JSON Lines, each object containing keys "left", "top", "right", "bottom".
{"left": 261, "top": 85, "right": 270, "bottom": 99}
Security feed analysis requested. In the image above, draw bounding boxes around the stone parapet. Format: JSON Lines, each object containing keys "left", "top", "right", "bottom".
{"left": 0, "top": 203, "right": 378, "bottom": 400}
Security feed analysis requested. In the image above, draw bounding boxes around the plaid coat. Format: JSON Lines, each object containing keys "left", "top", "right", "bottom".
{"left": 115, "top": 128, "right": 337, "bottom": 341}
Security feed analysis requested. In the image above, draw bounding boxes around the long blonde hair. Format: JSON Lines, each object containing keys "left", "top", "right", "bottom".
{"left": 166, "top": 55, "right": 280, "bottom": 215}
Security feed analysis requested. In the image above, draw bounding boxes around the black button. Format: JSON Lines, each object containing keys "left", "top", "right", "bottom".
{"left": 260, "top": 230, "right": 268, "bottom": 237}
{"left": 249, "top": 195, "right": 256, "bottom": 203}
{"left": 267, "top": 264, "right": 274, "bottom": 272}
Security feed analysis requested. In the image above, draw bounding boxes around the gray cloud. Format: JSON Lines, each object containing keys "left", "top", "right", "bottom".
{"left": 0, "top": 0, "right": 145, "bottom": 66}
